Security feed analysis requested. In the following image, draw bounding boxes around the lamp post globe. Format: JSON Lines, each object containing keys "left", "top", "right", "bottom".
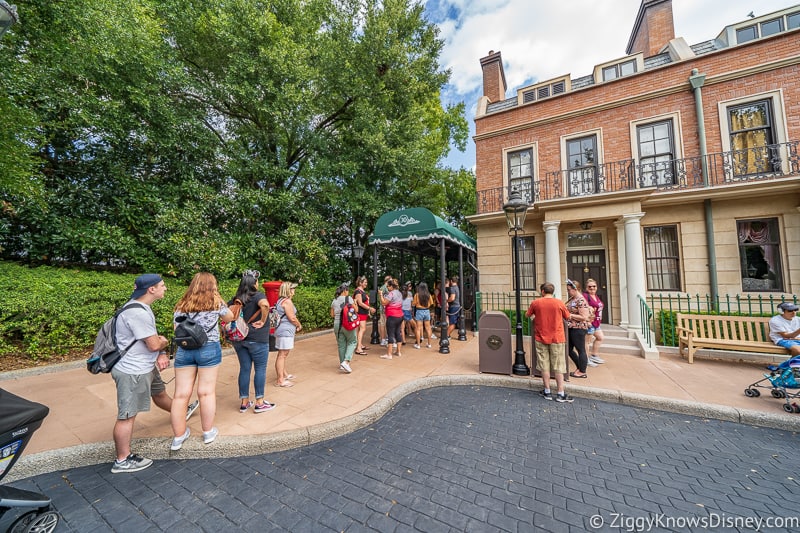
{"left": 0, "top": 1, "right": 19, "bottom": 38}
{"left": 503, "top": 187, "right": 531, "bottom": 376}
{"left": 353, "top": 243, "right": 364, "bottom": 276}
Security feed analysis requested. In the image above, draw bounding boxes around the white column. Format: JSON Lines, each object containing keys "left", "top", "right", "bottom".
{"left": 543, "top": 220, "right": 562, "bottom": 299}
{"left": 615, "top": 220, "right": 629, "bottom": 328}
{"left": 623, "top": 213, "right": 646, "bottom": 333}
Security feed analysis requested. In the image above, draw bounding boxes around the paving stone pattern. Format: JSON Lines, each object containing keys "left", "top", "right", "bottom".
{"left": 8, "top": 386, "right": 800, "bottom": 532}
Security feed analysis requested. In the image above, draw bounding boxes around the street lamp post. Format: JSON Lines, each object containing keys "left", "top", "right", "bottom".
{"left": 353, "top": 243, "right": 365, "bottom": 277}
{"left": 0, "top": 1, "right": 19, "bottom": 39}
{"left": 503, "top": 187, "right": 531, "bottom": 376}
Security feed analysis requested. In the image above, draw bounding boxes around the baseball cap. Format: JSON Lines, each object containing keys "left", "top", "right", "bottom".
{"left": 778, "top": 302, "right": 799, "bottom": 312}
{"left": 565, "top": 278, "right": 577, "bottom": 289}
{"left": 131, "top": 274, "right": 163, "bottom": 299}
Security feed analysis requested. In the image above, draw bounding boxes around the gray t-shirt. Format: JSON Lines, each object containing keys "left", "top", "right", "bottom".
{"left": 331, "top": 295, "right": 352, "bottom": 330}
{"left": 173, "top": 303, "right": 229, "bottom": 344}
{"left": 114, "top": 300, "right": 160, "bottom": 375}
{"left": 448, "top": 285, "right": 461, "bottom": 307}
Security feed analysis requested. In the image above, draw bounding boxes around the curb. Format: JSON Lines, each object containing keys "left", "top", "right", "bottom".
{"left": 7, "top": 374, "right": 799, "bottom": 482}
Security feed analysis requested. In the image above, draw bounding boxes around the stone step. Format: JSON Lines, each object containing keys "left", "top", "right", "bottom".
{"left": 594, "top": 342, "right": 642, "bottom": 357}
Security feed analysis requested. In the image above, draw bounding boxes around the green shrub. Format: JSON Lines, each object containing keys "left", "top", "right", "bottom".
{"left": 0, "top": 262, "right": 335, "bottom": 361}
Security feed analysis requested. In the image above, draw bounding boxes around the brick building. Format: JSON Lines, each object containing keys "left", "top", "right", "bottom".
{"left": 469, "top": 0, "right": 800, "bottom": 336}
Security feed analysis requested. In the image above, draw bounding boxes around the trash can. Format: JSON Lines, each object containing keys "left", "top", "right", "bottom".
{"left": 262, "top": 281, "right": 284, "bottom": 352}
{"left": 531, "top": 317, "right": 571, "bottom": 381}
{"left": 478, "top": 311, "right": 512, "bottom": 374}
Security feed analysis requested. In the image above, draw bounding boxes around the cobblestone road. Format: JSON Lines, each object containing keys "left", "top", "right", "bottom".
{"left": 8, "top": 386, "right": 800, "bottom": 532}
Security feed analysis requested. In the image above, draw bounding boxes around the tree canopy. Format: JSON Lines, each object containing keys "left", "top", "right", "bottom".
{"left": 0, "top": 0, "right": 473, "bottom": 283}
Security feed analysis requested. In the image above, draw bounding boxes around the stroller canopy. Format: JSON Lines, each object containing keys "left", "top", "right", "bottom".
{"left": 0, "top": 389, "right": 49, "bottom": 435}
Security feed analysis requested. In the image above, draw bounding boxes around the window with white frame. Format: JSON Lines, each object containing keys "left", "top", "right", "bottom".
{"left": 567, "top": 135, "right": 598, "bottom": 196}
{"left": 738, "top": 218, "right": 784, "bottom": 292}
{"left": 513, "top": 236, "right": 536, "bottom": 291}
{"left": 637, "top": 120, "right": 676, "bottom": 187}
{"left": 643, "top": 225, "right": 681, "bottom": 291}
{"left": 602, "top": 59, "right": 636, "bottom": 81}
{"left": 727, "top": 99, "right": 776, "bottom": 176}
{"left": 507, "top": 148, "right": 534, "bottom": 204}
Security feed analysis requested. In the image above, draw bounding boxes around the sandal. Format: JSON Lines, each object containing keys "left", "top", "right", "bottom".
{"left": 569, "top": 371, "right": 588, "bottom": 378}
{"left": 354, "top": 350, "right": 368, "bottom": 356}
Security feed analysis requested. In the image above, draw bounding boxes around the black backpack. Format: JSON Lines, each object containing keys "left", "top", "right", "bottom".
{"left": 174, "top": 313, "right": 215, "bottom": 350}
{"left": 86, "top": 303, "right": 147, "bottom": 374}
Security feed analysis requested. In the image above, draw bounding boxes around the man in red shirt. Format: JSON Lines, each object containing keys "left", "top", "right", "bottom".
{"left": 525, "top": 282, "right": 573, "bottom": 403}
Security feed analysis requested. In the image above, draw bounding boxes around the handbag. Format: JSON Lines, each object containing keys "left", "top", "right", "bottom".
{"left": 174, "top": 313, "right": 215, "bottom": 350}
{"left": 221, "top": 299, "right": 262, "bottom": 342}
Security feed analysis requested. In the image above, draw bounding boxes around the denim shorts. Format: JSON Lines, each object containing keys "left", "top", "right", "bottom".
{"left": 415, "top": 309, "right": 431, "bottom": 321}
{"left": 175, "top": 341, "right": 222, "bottom": 368}
{"left": 448, "top": 305, "right": 461, "bottom": 325}
{"left": 587, "top": 326, "right": 596, "bottom": 335}
{"left": 403, "top": 310, "right": 413, "bottom": 321}
{"left": 776, "top": 339, "right": 800, "bottom": 349}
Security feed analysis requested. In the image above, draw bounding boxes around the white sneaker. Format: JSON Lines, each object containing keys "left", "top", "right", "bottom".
{"left": 589, "top": 355, "right": 606, "bottom": 364}
{"left": 185, "top": 400, "right": 199, "bottom": 421}
{"left": 202, "top": 427, "right": 219, "bottom": 445}
{"left": 340, "top": 361, "right": 352, "bottom": 373}
{"left": 380, "top": 339, "right": 388, "bottom": 346}
{"left": 413, "top": 344, "right": 420, "bottom": 349}
{"left": 430, "top": 334, "right": 437, "bottom": 339}
{"left": 587, "top": 359, "right": 598, "bottom": 367}
{"left": 170, "top": 428, "right": 190, "bottom": 451}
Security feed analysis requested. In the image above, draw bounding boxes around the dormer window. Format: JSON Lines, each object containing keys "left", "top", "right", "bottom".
{"left": 602, "top": 60, "right": 637, "bottom": 81}
{"left": 594, "top": 54, "right": 643, "bottom": 84}
{"left": 518, "top": 77, "right": 569, "bottom": 105}
{"left": 732, "top": 10, "right": 800, "bottom": 44}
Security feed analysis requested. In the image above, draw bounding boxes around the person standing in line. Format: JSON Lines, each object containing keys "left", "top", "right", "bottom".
{"left": 353, "top": 276, "right": 374, "bottom": 355}
{"left": 583, "top": 278, "right": 606, "bottom": 366}
{"left": 274, "top": 282, "right": 302, "bottom": 387}
{"left": 526, "top": 282, "right": 573, "bottom": 402}
{"left": 378, "top": 275, "right": 392, "bottom": 346}
{"left": 229, "top": 270, "right": 276, "bottom": 414}
{"left": 379, "top": 279, "right": 404, "bottom": 359}
{"left": 331, "top": 282, "right": 357, "bottom": 373}
{"left": 170, "top": 273, "right": 235, "bottom": 451}
{"left": 110, "top": 274, "right": 172, "bottom": 473}
{"left": 446, "top": 275, "right": 461, "bottom": 339}
{"left": 402, "top": 281, "right": 416, "bottom": 342}
{"left": 769, "top": 302, "right": 800, "bottom": 356}
{"left": 413, "top": 282, "right": 434, "bottom": 349}
{"left": 565, "top": 279, "right": 591, "bottom": 379}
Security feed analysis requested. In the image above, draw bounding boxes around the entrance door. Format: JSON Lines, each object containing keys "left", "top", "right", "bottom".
{"left": 566, "top": 250, "right": 609, "bottom": 324}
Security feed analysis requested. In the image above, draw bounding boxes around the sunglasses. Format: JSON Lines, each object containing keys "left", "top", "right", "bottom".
{"left": 244, "top": 269, "right": 260, "bottom": 279}
{"left": 587, "top": 285, "right": 597, "bottom": 289}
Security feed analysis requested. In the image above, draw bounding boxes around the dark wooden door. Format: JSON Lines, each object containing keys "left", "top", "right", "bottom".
{"left": 566, "top": 249, "right": 609, "bottom": 324}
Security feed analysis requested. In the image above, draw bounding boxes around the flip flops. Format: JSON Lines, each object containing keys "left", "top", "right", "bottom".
{"left": 569, "top": 371, "right": 588, "bottom": 378}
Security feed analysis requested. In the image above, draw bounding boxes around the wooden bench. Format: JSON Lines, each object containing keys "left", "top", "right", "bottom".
{"left": 675, "top": 313, "right": 789, "bottom": 364}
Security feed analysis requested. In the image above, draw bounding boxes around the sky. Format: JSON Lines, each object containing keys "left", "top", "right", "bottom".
{"left": 425, "top": 0, "right": 794, "bottom": 170}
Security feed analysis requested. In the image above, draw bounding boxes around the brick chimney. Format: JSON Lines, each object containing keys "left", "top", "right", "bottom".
{"left": 626, "top": 0, "right": 675, "bottom": 56}
{"left": 480, "top": 50, "right": 507, "bottom": 103}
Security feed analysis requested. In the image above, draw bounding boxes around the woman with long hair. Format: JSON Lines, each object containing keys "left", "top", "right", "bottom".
{"left": 412, "top": 282, "right": 434, "bottom": 349}
{"left": 274, "top": 281, "right": 302, "bottom": 387}
{"left": 378, "top": 278, "right": 403, "bottom": 359}
{"left": 565, "top": 279, "right": 591, "bottom": 379}
{"left": 353, "top": 276, "right": 374, "bottom": 355}
{"left": 402, "top": 281, "right": 416, "bottom": 341}
{"left": 229, "top": 270, "right": 276, "bottom": 413}
{"left": 169, "top": 273, "right": 234, "bottom": 450}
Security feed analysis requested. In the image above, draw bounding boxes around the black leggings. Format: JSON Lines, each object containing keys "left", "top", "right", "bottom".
{"left": 568, "top": 328, "right": 588, "bottom": 373}
{"left": 386, "top": 316, "right": 404, "bottom": 344}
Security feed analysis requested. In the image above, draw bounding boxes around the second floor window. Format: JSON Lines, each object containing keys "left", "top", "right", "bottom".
{"left": 728, "top": 100, "right": 775, "bottom": 176}
{"left": 567, "top": 135, "right": 598, "bottom": 196}
{"left": 638, "top": 120, "right": 676, "bottom": 187}
{"left": 508, "top": 148, "right": 533, "bottom": 203}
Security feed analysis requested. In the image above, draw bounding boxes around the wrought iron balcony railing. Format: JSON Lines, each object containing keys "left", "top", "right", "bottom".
{"left": 476, "top": 140, "right": 799, "bottom": 215}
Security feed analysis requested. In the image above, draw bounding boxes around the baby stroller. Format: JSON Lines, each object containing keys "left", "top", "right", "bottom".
{"left": 744, "top": 355, "right": 800, "bottom": 413}
{"left": 0, "top": 389, "right": 60, "bottom": 533}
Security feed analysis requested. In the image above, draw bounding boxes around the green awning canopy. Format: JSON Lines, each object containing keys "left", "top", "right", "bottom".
{"left": 368, "top": 207, "right": 476, "bottom": 254}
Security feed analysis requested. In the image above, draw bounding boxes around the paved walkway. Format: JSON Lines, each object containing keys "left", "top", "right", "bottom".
{"left": 2, "top": 330, "right": 799, "bottom": 482}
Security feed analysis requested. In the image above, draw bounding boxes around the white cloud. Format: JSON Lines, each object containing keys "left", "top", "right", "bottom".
{"left": 430, "top": 0, "right": 794, "bottom": 168}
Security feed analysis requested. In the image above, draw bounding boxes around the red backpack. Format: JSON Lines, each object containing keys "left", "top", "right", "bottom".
{"left": 341, "top": 296, "right": 360, "bottom": 331}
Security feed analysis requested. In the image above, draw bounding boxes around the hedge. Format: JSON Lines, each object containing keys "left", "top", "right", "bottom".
{"left": 0, "top": 262, "right": 336, "bottom": 361}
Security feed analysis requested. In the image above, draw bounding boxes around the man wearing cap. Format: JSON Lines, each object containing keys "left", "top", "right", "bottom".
{"left": 769, "top": 302, "right": 800, "bottom": 356}
{"left": 110, "top": 274, "right": 171, "bottom": 473}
